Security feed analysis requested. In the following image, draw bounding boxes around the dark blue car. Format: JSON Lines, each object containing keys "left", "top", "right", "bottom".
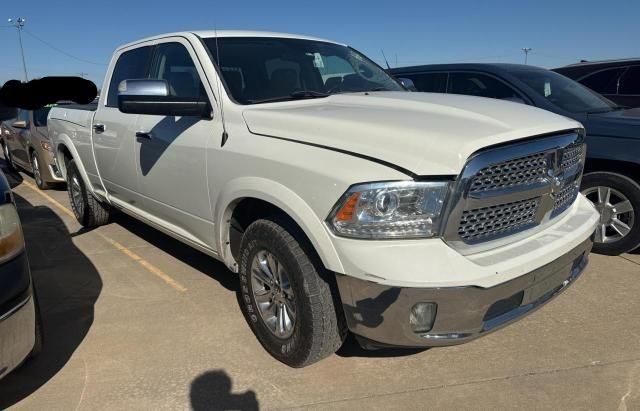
{"left": 0, "top": 169, "right": 41, "bottom": 379}
{"left": 391, "top": 64, "right": 640, "bottom": 255}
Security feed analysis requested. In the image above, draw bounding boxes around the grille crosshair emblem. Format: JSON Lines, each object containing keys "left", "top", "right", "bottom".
{"left": 546, "top": 151, "right": 564, "bottom": 198}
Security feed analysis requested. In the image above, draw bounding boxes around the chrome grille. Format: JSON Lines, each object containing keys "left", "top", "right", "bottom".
{"left": 470, "top": 153, "right": 547, "bottom": 193}
{"left": 560, "top": 143, "right": 583, "bottom": 171}
{"left": 444, "top": 132, "right": 586, "bottom": 253}
{"left": 458, "top": 198, "right": 539, "bottom": 241}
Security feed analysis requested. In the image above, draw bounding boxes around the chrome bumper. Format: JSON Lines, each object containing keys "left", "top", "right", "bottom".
{"left": 336, "top": 237, "right": 593, "bottom": 348}
{"left": 0, "top": 293, "right": 35, "bottom": 379}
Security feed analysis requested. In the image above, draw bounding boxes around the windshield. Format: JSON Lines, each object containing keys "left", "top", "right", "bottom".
{"left": 203, "top": 37, "right": 404, "bottom": 104}
{"left": 511, "top": 69, "right": 618, "bottom": 113}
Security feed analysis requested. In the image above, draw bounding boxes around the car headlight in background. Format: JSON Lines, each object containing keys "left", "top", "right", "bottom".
{"left": 327, "top": 181, "right": 450, "bottom": 239}
{"left": 0, "top": 203, "right": 25, "bottom": 264}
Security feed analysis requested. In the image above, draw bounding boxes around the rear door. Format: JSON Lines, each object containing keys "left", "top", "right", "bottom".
{"left": 133, "top": 38, "right": 220, "bottom": 247}
{"left": 6, "top": 109, "right": 32, "bottom": 168}
{"left": 93, "top": 45, "right": 153, "bottom": 206}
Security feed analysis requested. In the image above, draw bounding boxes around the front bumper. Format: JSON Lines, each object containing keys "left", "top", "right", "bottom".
{"left": 336, "top": 237, "right": 592, "bottom": 348}
{"left": 0, "top": 291, "right": 35, "bottom": 379}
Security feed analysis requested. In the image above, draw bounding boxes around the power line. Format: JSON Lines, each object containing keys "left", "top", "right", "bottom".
{"left": 22, "top": 28, "right": 107, "bottom": 66}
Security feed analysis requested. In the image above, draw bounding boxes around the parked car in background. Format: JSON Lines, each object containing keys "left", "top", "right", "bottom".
{"left": 1, "top": 105, "right": 67, "bottom": 189}
{"left": 553, "top": 59, "right": 640, "bottom": 108}
{"left": 392, "top": 64, "right": 640, "bottom": 255}
{"left": 49, "top": 31, "right": 597, "bottom": 367}
{"left": 0, "top": 168, "right": 41, "bottom": 380}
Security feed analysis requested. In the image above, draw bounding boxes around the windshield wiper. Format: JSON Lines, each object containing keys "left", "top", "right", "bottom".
{"left": 246, "top": 90, "right": 329, "bottom": 104}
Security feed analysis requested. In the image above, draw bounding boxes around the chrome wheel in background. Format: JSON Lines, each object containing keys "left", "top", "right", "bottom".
{"left": 70, "top": 175, "right": 84, "bottom": 217}
{"left": 250, "top": 250, "right": 296, "bottom": 339}
{"left": 583, "top": 186, "right": 635, "bottom": 244}
{"left": 31, "top": 152, "right": 43, "bottom": 188}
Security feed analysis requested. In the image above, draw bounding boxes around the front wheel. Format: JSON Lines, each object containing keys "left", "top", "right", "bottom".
{"left": 2, "top": 141, "right": 14, "bottom": 170}
{"left": 66, "top": 159, "right": 111, "bottom": 227}
{"left": 238, "top": 219, "right": 346, "bottom": 367}
{"left": 581, "top": 172, "right": 640, "bottom": 255}
{"left": 31, "top": 151, "right": 50, "bottom": 190}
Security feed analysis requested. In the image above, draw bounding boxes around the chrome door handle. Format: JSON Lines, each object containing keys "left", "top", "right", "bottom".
{"left": 135, "top": 131, "right": 152, "bottom": 140}
{"left": 93, "top": 124, "right": 105, "bottom": 133}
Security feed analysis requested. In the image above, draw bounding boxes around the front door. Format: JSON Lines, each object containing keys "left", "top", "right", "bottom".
{"left": 134, "top": 39, "right": 220, "bottom": 248}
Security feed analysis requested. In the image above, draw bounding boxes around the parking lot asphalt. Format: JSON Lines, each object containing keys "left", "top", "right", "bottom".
{"left": 0, "top": 161, "right": 639, "bottom": 410}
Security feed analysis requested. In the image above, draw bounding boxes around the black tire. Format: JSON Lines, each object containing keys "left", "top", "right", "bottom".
{"left": 581, "top": 172, "right": 640, "bottom": 255}
{"left": 66, "top": 159, "right": 111, "bottom": 227}
{"left": 31, "top": 150, "right": 51, "bottom": 190}
{"left": 2, "top": 141, "right": 14, "bottom": 170}
{"left": 238, "top": 219, "right": 346, "bottom": 367}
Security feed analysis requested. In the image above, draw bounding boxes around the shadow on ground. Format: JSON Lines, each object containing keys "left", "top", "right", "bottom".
{"left": 190, "top": 370, "right": 259, "bottom": 411}
{"left": 0, "top": 192, "right": 102, "bottom": 408}
{"left": 112, "top": 212, "right": 239, "bottom": 291}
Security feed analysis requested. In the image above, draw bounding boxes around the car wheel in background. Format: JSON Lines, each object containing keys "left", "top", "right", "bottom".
{"left": 581, "top": 172, "right": 640, "bottom": 255}
{"left": 2, "top": 141, "right": 14, "bottom": 170}
{"left": 66, "top": 159, "right": 111, "bottom": 227}
{"left": 238, "top": 218, "right": 346, "bottom": 367}
{"left": 31, "top": 151, "right": 50, "bottom": 190}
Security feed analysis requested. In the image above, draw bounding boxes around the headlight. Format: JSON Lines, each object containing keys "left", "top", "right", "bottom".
{"left": 327, "top": 181, "right": 450, "bottom": 239}
{"left": 40, "top": 140, "right": 52, "bottom": 151}
{"left": 0, "top": 203, "right": 25, "bottom": 264}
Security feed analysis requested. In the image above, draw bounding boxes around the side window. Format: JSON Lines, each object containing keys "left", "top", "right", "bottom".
{"left": 619, "top": 66, "right": 640, "bottom": 95}
{"left": 149, "top": 42, "right": 205, "bottom": 98}
{"left": 580, "top": 68, "right": 625, "bottom": 95}
{"left": 106, "top": 46, "right": 153, "bottom": 107}
{"left": 400, "top": 73, "right": 447, "bottom": 93}
{"left": 448, "top": 72, "right": 520, "bottom": 100}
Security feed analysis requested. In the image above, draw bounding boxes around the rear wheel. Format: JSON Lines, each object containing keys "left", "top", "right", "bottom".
{"left": 31, "top": 151, "right": 50, "bottom": 190}
{"left": 238, "top": 219, "right": 345, "bottom": 367}
{"left": 66, "top": 159, "right": 111, "bottom": 227}
{"left": 581, "top": 172, "right": 640, "bottom": 255}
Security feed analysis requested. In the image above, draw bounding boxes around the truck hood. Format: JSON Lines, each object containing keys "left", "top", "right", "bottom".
{"left": 242, "top": 92, "right": 581, "bottom": 176}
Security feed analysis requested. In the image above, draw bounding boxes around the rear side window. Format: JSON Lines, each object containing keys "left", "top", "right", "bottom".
{"left": 448, "top": 72, "right": 519, "bottom": 100}
{"left": 106, "top": 46, "right": 153, "bottom": 107}
{"left": 399, "top": 72, "right": 447, "bottom": 93}
{"left": 619, "top": 66, "right": 640, "bottom": 95}
{"left": 149, "top": 42, "right": 206, "bottom": 98}
{"left": 579, "top": 68, "right": 625, "bottom": 95}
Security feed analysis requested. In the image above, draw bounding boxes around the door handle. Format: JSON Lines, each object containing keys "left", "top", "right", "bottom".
{"left": 93, "top": 124, "right": 105, "bottom": 133}
{"left": 135, "top": 131, "right": 152, "bottom": 140}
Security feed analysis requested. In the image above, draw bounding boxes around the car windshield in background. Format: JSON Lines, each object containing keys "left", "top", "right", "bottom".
{"left": 511, "top": 69, "right": 618, "bottom": 114}
{"left": 203, "top": 37, "right": 403, "bottom": 104}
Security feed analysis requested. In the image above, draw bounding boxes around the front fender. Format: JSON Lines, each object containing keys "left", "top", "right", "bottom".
{"left": 214, "top": 176, "right": 344, "bottom": 274}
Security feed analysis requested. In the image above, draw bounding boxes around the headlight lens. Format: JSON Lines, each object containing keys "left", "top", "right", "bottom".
{"left": 0, "top": 203, "right": 25, "bottom": 264}
{"left": 327, "top": 181, "right": 450, "bottom": 239}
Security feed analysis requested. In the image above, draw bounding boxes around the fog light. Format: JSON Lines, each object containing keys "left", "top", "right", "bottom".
{"left": 409, "top": 302, "right": 437, "bottom": 333}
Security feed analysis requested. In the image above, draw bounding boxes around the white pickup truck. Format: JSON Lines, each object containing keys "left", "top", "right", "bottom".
{"left": 49, "top": 31, "right": 599, "bottom": 367}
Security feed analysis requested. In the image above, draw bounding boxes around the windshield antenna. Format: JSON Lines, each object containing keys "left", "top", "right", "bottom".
{"left": 380, "top": 49, "right": 391, "bottom": 70}
{"left": 214, "top": 26, "right": 229, "bottom": 147}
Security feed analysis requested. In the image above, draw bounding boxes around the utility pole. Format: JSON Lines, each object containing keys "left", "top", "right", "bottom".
{"left": 8, "top": 17, "right": 28, "bottom": 81}
{"left": 522, "top": 47, "right": 532, "bottom": 65}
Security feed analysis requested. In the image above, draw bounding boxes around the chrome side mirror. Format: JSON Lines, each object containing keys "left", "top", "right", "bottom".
{"left": 397, "top": 78, "right": 417, "bottom": 92}
{"left": 117, "top": 79, "right": 211, "bottom": 118}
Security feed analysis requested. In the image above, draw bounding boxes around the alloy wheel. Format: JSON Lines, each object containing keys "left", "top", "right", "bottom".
{"left": 32, "top": 153, "right": 42, "bottom": 187}
{"left": 250, "top": 250, "right": 296, "bottom": 339}
{"left": 583, "top": 186, "right": 635, "bottom": 244}
{"left": 70, "top": 175, "right": 84, "bottom": 217}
